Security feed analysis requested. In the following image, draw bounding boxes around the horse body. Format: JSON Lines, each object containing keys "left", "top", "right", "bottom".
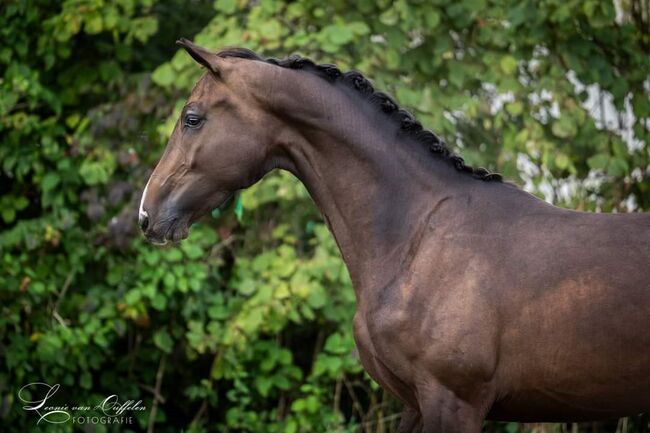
{"left": 353, "top": 183, "right": 650, "bottom": 427}
{"left": 490, "top": 205, "right": 650, "bottom": 420}
{"left": 139, "top": 40, "right": 650, "bottom": 432}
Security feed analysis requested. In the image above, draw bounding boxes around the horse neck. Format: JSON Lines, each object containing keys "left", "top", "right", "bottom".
{"left": 265, "top": 69, "right": 467, "bottom": 295}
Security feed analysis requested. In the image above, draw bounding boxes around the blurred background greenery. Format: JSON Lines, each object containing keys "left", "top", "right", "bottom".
{"left": 1, "top": 0, "right": 648, "bottom": 432}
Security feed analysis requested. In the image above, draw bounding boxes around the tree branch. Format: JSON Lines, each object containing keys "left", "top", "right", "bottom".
{"left": 147, "top": 354, "right": 167, "bottom": 433}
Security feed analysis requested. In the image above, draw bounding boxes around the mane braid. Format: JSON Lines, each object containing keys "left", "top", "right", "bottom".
{"left": 216, "top": 48, "right": 502, "bottom": 182}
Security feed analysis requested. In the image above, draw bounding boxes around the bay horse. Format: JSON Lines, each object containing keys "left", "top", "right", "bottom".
{"left": 139, "top": 39, "right": 650, "bottom": 432}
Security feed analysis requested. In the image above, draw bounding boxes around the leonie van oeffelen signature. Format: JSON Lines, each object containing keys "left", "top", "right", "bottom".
{"left": 18, "top": 382, "right": 147, "bottom": 425}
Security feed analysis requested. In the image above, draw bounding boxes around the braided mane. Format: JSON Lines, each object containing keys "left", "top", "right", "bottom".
{"left": 216, "top": 47, "right": 502, "bottom": 182}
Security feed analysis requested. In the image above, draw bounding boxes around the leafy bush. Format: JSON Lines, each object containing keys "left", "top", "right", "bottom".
{"left": 1, "top": 1, "right": 648, "bottom": 432}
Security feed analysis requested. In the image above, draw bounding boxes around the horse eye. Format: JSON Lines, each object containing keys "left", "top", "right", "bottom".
{"left": 184, "top": 114, "right": 204, "bottom": 129}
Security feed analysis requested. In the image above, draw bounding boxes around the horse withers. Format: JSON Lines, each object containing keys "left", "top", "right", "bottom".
{"left": 139, "top": 39, "right": 650, "bottom": 432}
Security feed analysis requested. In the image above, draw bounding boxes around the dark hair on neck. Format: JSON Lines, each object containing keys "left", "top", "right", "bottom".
{"left": 216, "top": 47, "right": 502, "bottom": 182}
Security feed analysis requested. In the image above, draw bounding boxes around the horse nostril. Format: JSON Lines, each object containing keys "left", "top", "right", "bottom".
{"left": 139, "top": 211, "right": 149, "bottom": 232}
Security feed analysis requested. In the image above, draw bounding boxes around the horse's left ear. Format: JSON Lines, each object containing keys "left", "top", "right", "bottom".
{"left": 176, "top": 38, "right": 221, "bottom": 77}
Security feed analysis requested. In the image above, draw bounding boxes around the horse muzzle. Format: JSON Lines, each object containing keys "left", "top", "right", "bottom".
{"left": 138, "top": 208, "right": 190, "bottom": 245}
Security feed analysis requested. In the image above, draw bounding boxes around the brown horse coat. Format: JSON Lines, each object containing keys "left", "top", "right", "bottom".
{"left": 139, "top": 40, "right": 650, "bottom": 432}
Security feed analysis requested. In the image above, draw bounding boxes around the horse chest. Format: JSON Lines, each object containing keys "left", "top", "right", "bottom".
{"left": 352, "top": 309, "right": 421, "bottom": 405}
{"left": 352, "top": 288, "right": 500, "bottom": 404}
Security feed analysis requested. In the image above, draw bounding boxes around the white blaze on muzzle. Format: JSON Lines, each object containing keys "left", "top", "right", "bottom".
{"left": 139, "top": 177, "right": 151, "bottom": 222}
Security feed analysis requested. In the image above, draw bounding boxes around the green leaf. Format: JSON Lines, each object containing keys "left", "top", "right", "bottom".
{"left": 305, "top": 395, "right": 320, "bottom": 413}
{"left": 208, "top": 304, "right": 228, "bottom": 320}
{"left": 151, "top": 293, "right": 167, "bottom": 311}
{"left": 85, "top": 14, "right": 103, "bottom": 34}
{"left": 125, "top": 290, "right": 141, "bottom": 305}
{"left": 385, "top": 49, "right": 400, "bottom": 70}
{"left": 607, "top": 158, "right": 629, "bottom": 177}
{"left": 499, "top": 55, "right": 518, "bottom": 75}
{"left": 152, "top": 63, "right": 175, "bottom": 88}
{"left": 506, "top": 101, "right": 523, "bottom": 116}
{"left": 326, "top": 24, "right": 354, "bottom": 45}
{"left": 587, "top": 153, "right": 610, "bottom": 170}
{"left": 284, "top": 420, "right": 298, "bottom": 433}
{"left": 14, "top": 196, "right": 29, "bottom": 210}
{"left": 166, "top": 248, "right": 183, "bottom": 262}
{"left": 379, "top": 9, "right": 398, "bottom": 26}
{"left": 79, "top": 156, "right": 115, "bottom": 185}
{"left": 274, "top": 375, "right": 290, "bottom": 389}
{"left": 234, "top": 195, "right": 244, "bottom": 222}
{"left": 255, "top": 376, "right": 273, "bottom": 397}
{"left": 215, "top": 0, "right": 237, "bottom": 14}
{"left": 41, "top": 172, "right": 60, "bottom": 192}
{"left": 237, "top": 279, "right": 256, "bottom": 296}
{"left": 307, "top": 286, "right": 326, "bottom": 308}
{"left": 163, "top": 272, "right": 176, "bottom": 288}
{"left": 425, "top": 10, "right": 441, "bottom": 28}
{"left": 551, "top": 117, "right": 577, "bottom": 138}
{"left": 259, "top": 20, "right": 282, "bottom": 41}
{"left": 2, "top": 208, "right": 16, "bottom": 223}
{"left": 153, "top": 330, "right": 173, "bottom": 354}
{"left": 80, "top": 371, "right": 92, "bottom": 389}
{"left": 324, "top": 333, "right": 348, "bottom": 354}
{"left": 348, "top": 22, "right": 370, "bottom": 35}
{"left": 555, "top": 153, "right": 570, "bottom": 170}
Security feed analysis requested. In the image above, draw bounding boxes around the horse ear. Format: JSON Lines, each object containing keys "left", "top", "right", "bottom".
{"left": 176, "top": 38, "right": 220, "bottom": 77}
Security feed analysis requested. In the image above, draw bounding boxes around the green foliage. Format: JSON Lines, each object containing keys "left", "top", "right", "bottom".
{"left": 1, "top": 0, "right": 648, "bottom": 432}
